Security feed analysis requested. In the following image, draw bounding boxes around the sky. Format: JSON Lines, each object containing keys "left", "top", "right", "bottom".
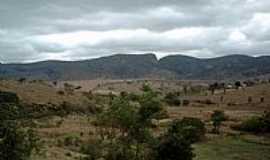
{"left": 0, "top": 0, "right": 270, "bottom": 63}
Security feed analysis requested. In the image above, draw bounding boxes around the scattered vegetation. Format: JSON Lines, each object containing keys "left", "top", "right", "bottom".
{"left": 1, "top": 79, "right": 270, "bottom": 160}
{"left": 83, "top": 86, "right": 199, "bottom": 160}
{"left": 233, "top": 111, "right": 270, "bottom": 133}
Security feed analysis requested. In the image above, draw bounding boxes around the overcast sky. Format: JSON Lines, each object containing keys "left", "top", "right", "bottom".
{"left": 0, "top": 0, "right": 270, "bottom": 63}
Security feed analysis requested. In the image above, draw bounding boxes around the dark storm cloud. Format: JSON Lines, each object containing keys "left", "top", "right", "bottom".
{"left": 0, "top": 0, "right": 270, "bottom": 62}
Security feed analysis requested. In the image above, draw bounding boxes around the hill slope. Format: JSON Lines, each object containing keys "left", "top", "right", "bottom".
{"left": 0, "top": 54, "right": 270, "bottom": 80}
{"left": 159, "top": 54, "right": 270, "bottom": 80}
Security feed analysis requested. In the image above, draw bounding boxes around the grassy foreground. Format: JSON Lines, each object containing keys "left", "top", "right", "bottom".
{"left": 194, "top": 135, "right": 270, "bottom": 160}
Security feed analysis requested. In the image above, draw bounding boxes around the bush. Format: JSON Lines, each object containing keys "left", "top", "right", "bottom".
{"left": 263, "top": 111, "right": 270, "bottom": 130}
{"left": 141, "top": 83, "right": 152, "bottom": 92}
{"left": 182, "top": 100, "right": 190, "bottom": 106}
{"left": 80, "top": 139, "right": 103, "bottom": 160}
{"left": 0, "top": 91, "right": 19, "bottom": 104}
{"left": 168, "top": 118, "right": 206, "bottom": 143}
{"left": 63, "top": 134, "right": 80, "bottom": 147}
{"left": 0, "top": 121, "right": 40, "bottom": 160}
{"left": 164, "top": 92, "right": 181, "bottom": 106}
{"left": 234, "top": 111, "right": 270, "bottom": 133}
{"left": 18, "top": 78, "right": 26, "bottom": 83}
{"left": 155, "top": 134, "right": 194, "bottom": 160}
{"left": 57, "top": 90, "right": 65, "bottom": 95}
{"left": 235, "top": 117, "right": 265, "bottom": 133}
{"left": 126, "top": 93, "right": 140, "bottom": 101}
{"left": 0, "top": 103, "right": 26, "bottom": 121}
{"left": 211, "top": 110, "right": 226, "bottom": 134}
{"left": 120, "top": 91, "right": 128, "bottom": 98}
{"left": 196, "top": 99, "right": 215, "bottom": 105}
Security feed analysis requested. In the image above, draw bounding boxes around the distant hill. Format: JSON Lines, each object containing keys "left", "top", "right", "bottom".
{"left": 159, "top": 54, "right": 270, "bottom": 80}
{"left": 0, "top": 54, "right": 270, "bottom": 80}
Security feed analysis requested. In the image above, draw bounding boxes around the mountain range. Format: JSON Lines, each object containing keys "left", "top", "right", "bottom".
{"left": 1, "top": 54, "right": 270, "bottom": 80}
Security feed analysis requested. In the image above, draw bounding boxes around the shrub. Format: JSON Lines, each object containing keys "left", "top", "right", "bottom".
{"left": 235, "top": 81, "right": 242, "bottom": 89}
{"left": 211, "top": 110, "right": 226, "bottom": 134}
{"left": 263, "top": 111, "right": 270, "bottom": 129}
{"left": 0, "top": 121, "right": 40, "bottom": 160}
{"left": 57, "top": 90, "right": 65, "bottom": 95}
{"left": 209, "top": 83, "right": 218, "bottom": 95}
{"left": 164, "top": 92, "right": 181, "bottom": 106}
{"left": 260, "top": 97, "right": 265, "bottom": 103}
{"left": 120, "top": 91, "right": 128, "bottom": 98}
{"left": 0, "top": 103, "right": 25, "bottom": 120}
{"left": 155, "top": 134, "right": 194, "bottom": 160}
{"left": 80, "top": 139, "right": 103, "bottom": 160}
{"left": 234, "top": 111, "right": 270, "bottom": 133}
{"left": 141, "top": 83, "right": 152, "bottom": 92}
{"left": 235, "top": 117, "right": 265, "bottom": 133}
{"left": 168, "top": 118, "right": 206, "bottom": 143}
{"left": 182, "top": 100, "right": 190, "bottom": 106}
{"left": 126, "top": 93, "right": 140, "bottom": 101}
{"left": 205, "top": 99, "right": 215, "bottom": 105}
{"left": 138, "top": 92, "right": 163, "bottom": 124}
{"left": 75, "top": 86, "right": 82, "bottom": 90}
{"left": 196, "top": 99, "right": 215, "bottom": 105}
{"left": 18, "top": 78, "right": 26, "bottom": 83}
{"left": 248, "top": 96, "right": 252, "bottom": 103}
{"left": 0, "top": 91, "right": 20, "bottom": 104}
{"left": 52, "top": 81, "right": 57, "bottom": 86}
{"left": 63, "top": 134, "right": 80, "bottom": 147}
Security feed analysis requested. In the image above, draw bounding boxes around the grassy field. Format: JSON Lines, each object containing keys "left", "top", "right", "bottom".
{"left": 194, "top": 135, "right": 270, "bottom": 160}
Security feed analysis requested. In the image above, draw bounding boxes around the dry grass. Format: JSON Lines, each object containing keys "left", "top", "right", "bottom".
{"left": 0, "top": 80, "right": 92, "bottom": 106}
{"left": 1, "top": 79, "right": 270, "bottom": 160}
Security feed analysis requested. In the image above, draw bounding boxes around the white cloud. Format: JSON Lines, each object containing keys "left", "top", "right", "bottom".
{"left": 242, "top": 13, "right": 270, "bottom": 41}
{"left": 32, "top": 27, "right": 223, "bottom": 50}
{"left": 229, "top": 30, "right": 247, "bottom": 42}
{"left": 0, "top": 0, "right": 270, "bottom": 62}
{"left": 0, "top": 29, "right": 6, "bottom": 35}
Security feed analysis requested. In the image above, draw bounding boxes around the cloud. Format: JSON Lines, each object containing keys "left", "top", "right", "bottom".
{"left": 242, "top": 13, "right": 270, "bottom": 41}
{"left": 0, "top": 0, "right": 270, "bottom": 62}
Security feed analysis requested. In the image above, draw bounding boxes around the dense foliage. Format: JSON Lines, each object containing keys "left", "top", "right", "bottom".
{"left": 0, "top": 121, "right": 40, "bottom": 160}
{"left": 168, "top": 118, "right": 206, "bottom": 143}
{"left": 0, "top": 91, "right": 40, "bottom": 160}
{"left": 234, "top": 111, "right": 270, "bottom": 133}
{"left": 83, "top": 87, "right": 199, "bottom": 160}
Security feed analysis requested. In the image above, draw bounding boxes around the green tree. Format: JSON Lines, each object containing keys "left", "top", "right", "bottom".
{"left": 155, "top": 134, "right": 194, "bottom": 160}
{"left": 155, "top": 119, "right": 196, "bottom": 160}
{"left": 168, "top": 118, "right": 206, "bottom": 143}
{"left": 211, "top": 110, "right": 226, "bottom": 134}
{"left": 85, "top": 86, "right": 163, "bottom": 160}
